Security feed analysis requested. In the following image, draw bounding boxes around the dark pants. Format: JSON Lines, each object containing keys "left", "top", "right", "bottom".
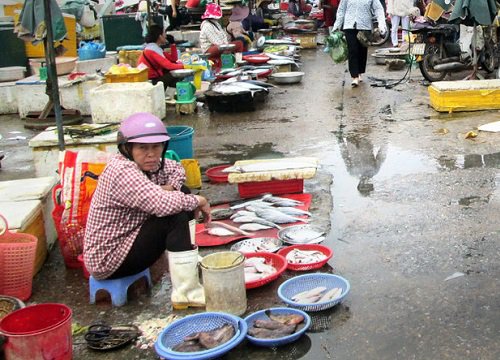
{"left": 344, "top": 29, "right": 368, "bottom": 78}
{"left": 109, "top": 186, "right": 194, "bottom": 279}
{"left": 151, "top": 71, "right": 178, "bottom": 89}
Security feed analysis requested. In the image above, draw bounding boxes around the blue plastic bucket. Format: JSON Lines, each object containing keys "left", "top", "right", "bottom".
{"left": 167, "top": 126, "right": 194, "bottom": 159}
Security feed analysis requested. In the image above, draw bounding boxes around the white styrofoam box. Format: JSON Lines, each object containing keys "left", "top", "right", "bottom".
{"left": 89, "top": 82, "right": 166, "bottom": 123}
{"left": 0, "top": 177, "right": 57, "bottom": 248}
{"left": 59, "top": 79, "right": 103, "bottom": 116}
{"left": 0, "top": 81, "right": 18, "bottom": 114}
{"left": 75, "top": 55, "right": 117, "bottom": 74}
{"left": 15, "top": 77, "right": 49, "bottom": 118}
{"left": 0, "top": 66, "right": 26, "bottom": 82}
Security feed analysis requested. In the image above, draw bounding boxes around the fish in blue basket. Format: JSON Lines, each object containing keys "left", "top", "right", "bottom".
{"left": 172, "top": 324, "right": 235, "bottom": 352}
{"left": 292, "top": 287, "right": 343, "bottom": 304}
{"left": 264, "top": 310, "right": 305, "bottom": 325}
{"left": 248, "top": 324, "right": 297, "bottom": 339}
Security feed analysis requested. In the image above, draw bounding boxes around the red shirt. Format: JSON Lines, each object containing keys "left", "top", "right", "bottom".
{"left": 138, "top": 49, "right": 184, "bottom": 79}
{"left": 83, "top": 154, "right": 199, "bottom": 279}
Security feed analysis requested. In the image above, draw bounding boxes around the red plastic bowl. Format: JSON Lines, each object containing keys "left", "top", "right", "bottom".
{"left": 242, "top": 54, "right": 270, "bottom": 64}
{"left": 277, "top": 244, "right": 333, "bottom": 272}
{"left": 205, "top": 164, "right": 231, "bottom": 183}
{"left": 244, "top": 252, "right": 287, "bottom": 289}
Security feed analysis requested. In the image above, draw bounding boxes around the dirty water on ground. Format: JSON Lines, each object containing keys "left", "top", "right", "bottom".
{"left": 1, "top": 46, "right": 500, "bottom": 359}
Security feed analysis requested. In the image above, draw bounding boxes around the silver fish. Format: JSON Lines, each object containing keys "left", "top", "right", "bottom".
{"left": 248, "top": 207, "right": 308, "bottom": 224}
{"left": 208, "top": 221, "right": 254, "bottom": 236}
{"left": 239, "top": 223, "right": 273, "bottom": 231}
{"left": 232, "top": 216, "right": 282, "bottom": 230}
{"left": 230, "top": 210, "right": 256, "bottom": 219}
{"left": 282, "top": 226, "right": 324, "bottom": 242}
{"left": 262, "top": 194, "right": 303, "bottom": 206}
{"left": 272, "top": 207, "right": 311, "bottom": 217}
{"left": 292, "top": 286, "right": 327, "bottom": 302}
{"left": 208, "top": 227, "right": 236, "bottom": 237}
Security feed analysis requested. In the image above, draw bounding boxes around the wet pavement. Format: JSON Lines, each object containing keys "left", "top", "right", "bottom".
{"left": 1, "top": 46, "right": 500, "bottom": 359}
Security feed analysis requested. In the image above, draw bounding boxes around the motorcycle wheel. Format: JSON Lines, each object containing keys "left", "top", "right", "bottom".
{"left": 419, "top": 44, "right": 447, "bottom": 82}
{"left": 371, "top": 21, "right": 390, "bottom": 46}
{"left": 480, "top": 41, "right": 495, "bottom": 73}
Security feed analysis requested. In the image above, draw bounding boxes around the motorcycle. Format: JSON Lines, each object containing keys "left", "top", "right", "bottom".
{"left": 412, "top": 23, "right": 496, "bottom": 82}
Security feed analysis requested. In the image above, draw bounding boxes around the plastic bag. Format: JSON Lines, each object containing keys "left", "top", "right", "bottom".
{"left": 324, "top": 31, "right": 348, "bottom": 64}
{"left": 181, "top": 159, "right": 202, "bottom": 189}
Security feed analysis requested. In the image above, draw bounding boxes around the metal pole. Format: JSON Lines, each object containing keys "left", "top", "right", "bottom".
{"left": 43, "top": 0, "right": 65, "bottom": 151}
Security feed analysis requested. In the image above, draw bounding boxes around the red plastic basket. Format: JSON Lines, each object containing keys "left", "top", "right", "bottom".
{"left": 0, "top": 215, "right": 38, "bottom": 301}
{"left": 205, "top": 165, "right": 231, "bottom": 183}
{"left": 51, "top": 185, "right": 84, "bottom": 269}
{"left": 277, "top": 244, "right": 333, "bottom": 271}
{"left": 238, "top": 179, "right": 304, "bottom": 198}
{"left": 244, "top": 252, "right": 287, "bottom": 289}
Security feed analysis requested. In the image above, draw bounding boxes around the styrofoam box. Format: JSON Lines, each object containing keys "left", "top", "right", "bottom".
{"left": 59, "top": 79, "right": 103, "bottom": 116}
{"left": 75, "top": 55, "right": 117, "bottom": 74}
{"left": 89, "top": 82, "right": 166, "bottom": 123}
{"left": 0, "top": 81, "right": 18, "bottom": 114}
{"left": 0, "top": 66, "right": 26, "bottom": 82}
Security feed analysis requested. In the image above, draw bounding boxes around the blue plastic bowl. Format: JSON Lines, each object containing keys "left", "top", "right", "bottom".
{"left": 154, "top": 312, "right": 247, "bottom": 360}
{"left": 244, "top": 307, "right": 310, "bottom": 347}
{"left": 278, "top": 274, "right": 350, "bottom": 312}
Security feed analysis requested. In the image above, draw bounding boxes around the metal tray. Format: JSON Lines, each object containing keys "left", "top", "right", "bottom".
{"left": 278, "top": 225, "right": 325, "bottom": 245}
{"left": 231, "top": 237, "right": 283, "bottom": 253}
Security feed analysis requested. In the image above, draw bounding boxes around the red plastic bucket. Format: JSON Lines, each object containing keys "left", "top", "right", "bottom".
{"left": 0, "top": 303, "right": 72, "bottom": 360}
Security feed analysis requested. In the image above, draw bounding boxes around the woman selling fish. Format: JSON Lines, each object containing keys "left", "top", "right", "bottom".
{"left": 199, "top": 3, "right": 244, "bottom": 60}
{"left": 84, "top": 112, "right": 211, "bottom": 309}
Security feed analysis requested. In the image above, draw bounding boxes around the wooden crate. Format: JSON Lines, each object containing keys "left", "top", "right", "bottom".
{"left": 429, "top": 79, "right": 500, "bottom": 113}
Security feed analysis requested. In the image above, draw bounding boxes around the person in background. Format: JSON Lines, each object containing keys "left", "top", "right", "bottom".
{"left": 242, "top": 0, "right": 271, "bottom": 32}
{"left": 84, "top": 112, "right": 211, "bottom": 310}
{"left": 199, "top": 3, "right": 244, "bottom": 60}
{"left": 162, "top": 0, "right": 179, "bottom": 30}
{"left": 387, "top": 0, "right": 414, "bottom": 48}
{"left": 332, "top": 0, "right": 387, "bottom": 87}
{"left": 137, "top": 25, "right": 184, "bottom": 88}
{"left": 227, "top": 5, "right": 252, "bottom": 50}
{"left": 322, "top": 0, "right": 340, "bottom": 28}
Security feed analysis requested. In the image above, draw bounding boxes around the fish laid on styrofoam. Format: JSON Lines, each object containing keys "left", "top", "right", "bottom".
{"left": 239, "top": 223, "right": 273, "bottom": 231}
{"left": 222, "top": 160, "right": 318, "bottom": 174}
{"left": 247, "top": 206, "right": 308, "bottom": 224}
{"left": 285, "top": 249, "right": 327, "bottom": 264}
{"left": 208, "top": 221, "right": 254, "bottom": 236}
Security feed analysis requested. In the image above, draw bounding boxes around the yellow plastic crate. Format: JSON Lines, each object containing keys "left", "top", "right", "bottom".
{"left": 429, "top": 79, "right": 500, "bottom": 113}
{"left": 14, "top": 13, "right": 77, "bottom": 58}
{"left": 291, "top": 33, "right": 317, "bottom": 49}
{"left": 105, "top": 67, "right": 148, "bottom": 83}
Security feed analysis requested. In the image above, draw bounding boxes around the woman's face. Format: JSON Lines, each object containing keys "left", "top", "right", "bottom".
{"left": 131, "top": 142, "right": 164, "bottom": 171}
{"left": 157, "top": 32, "right": 167, "bottom": 45}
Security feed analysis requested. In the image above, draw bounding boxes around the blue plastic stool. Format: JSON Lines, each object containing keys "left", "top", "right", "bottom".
{"left": 89, "top": 268, "right": 152, "bottom": 307}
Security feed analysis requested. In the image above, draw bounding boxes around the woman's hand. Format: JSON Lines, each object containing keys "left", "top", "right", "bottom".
{"left": 161, "top": 184, "right": 175, "bottom": 191}
{"left": 194, "top": 195, "right": 211, "bottom": 224}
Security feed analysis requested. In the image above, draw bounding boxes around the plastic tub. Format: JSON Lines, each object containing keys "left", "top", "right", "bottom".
{"left": 29, "top": 57, "right": 77, "bottom": 76}
{"left": 0, "top": 303, "right": 72, "bottom": 360}
{"left": 244, "top": 307, "right": 311, "bottom": 347}
{"left": 205, "top": 164, "right": 231, "bottom": 183}
{"left": 200, "top": 251, "right": 247, "bottom": 316}
{"left": 166, "top": 126, "right": 194, "bottom": 159}
{"left": 277, "top": 244, "right": 333, "bottom": 271}
{"left": 0, "top": 66, "right": 26, "bottom": 82}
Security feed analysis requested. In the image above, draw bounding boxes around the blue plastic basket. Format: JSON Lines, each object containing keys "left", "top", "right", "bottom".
{"left": 244, "top": 307, "right": 311, "bottom": 347}
{"left": 278, "top": 274, "right": 350, "bottom": 312}
{"left": 154, "top": 312, "right": 247, "bottom": 360}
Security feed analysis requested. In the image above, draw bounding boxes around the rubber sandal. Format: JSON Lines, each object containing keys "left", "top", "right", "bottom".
{"left": 85, "top": 324, "right": 140, "bottom": 351}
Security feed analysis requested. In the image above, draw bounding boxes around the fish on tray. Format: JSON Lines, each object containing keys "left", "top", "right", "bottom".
{"left": 233, "top": 238, "right": 280, "bottom": 253}
{"left": 281, "top": 226, "right": 325, "bottom": 243}
{"left": 244, "top": 257, "right": 277, "bottom": 283}
{"left": 291, "top": 286, "right": 343, "bottom": 304}
{"left": 172, "top": 323, "right": 236, "bottom": 352}
{"left": 247, "top": 310, "right": 305, "bottom": 339}
{"left": 285, "top": 249, "right": 327, "bottom": 264}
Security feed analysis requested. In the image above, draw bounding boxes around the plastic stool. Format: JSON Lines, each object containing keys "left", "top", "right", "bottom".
{"left": 89, "top": 268, "right": 152, "bottom": 306}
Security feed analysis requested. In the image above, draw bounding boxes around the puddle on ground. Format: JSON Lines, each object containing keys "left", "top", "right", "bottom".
{"left": 437, "top": 152, "right": 500, "bottom": 170}
{"left": 214, "top": 143, "right": 283, "bottom": 164}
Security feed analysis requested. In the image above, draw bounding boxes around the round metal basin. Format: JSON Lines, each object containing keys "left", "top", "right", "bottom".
{"left": 170, "top": 69, "right": 195, "bottom": 78}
